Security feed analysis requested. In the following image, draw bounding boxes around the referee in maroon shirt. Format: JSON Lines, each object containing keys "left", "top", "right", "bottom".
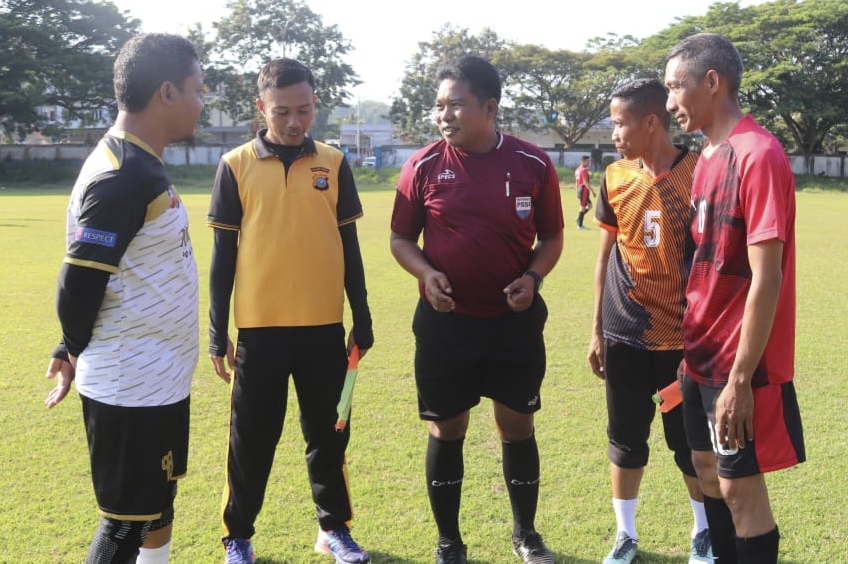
{"left": 390, "top": 55, "right": 564, "bottom": 564}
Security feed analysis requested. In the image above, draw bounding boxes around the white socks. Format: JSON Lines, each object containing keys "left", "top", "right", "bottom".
{"left": 612, "top": 497, "right": 708, "bottom": 541}
{"left": 612, "top": 497, "right": 638, "bottom": 539}
{"left": 690, "top": 497, "right": 709, "bottom": 537}
{"left": 137, "top": 541, "right": 171, "bottom": 564}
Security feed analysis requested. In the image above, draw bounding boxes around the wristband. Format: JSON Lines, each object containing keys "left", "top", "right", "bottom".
{"left": 523, "top": 270, "right": 543, "bottom": 293}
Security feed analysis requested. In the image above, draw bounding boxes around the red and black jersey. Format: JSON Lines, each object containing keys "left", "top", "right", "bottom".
{"left": 684, "top": 115, "right": 796, "bottom": 388}
{"left": 391, "top": 133, "right": 564, "bottom": 318}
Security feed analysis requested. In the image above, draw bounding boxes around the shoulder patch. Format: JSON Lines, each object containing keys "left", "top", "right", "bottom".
{"left": 75, "top": 227, "right": 117, "bottom": 248}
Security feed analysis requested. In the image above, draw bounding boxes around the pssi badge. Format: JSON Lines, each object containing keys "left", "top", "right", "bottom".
{"left": 313, "top": 173, "right": 330, "bottom": 191}
{"left": 515, "top": 196, "right": 531, "bottom": 219}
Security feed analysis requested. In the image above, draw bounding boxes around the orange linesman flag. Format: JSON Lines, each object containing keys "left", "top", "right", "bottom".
{"left": 653, "top": 381, "right": 683, "bottom": 413}
{"left": 335, "top": 345, "right": 360, "bottom": 432}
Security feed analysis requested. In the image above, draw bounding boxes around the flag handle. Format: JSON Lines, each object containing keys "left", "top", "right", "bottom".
{"left": 335, "top": 345, "right": 360, "bottom": 431}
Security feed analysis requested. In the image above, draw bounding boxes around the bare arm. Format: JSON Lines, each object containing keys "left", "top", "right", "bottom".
{"left": 504, "top": 230, "right": 564, "bottom": 312}
{"left": 588, "top": 228, "right": 616, "bottom": 378}
{"left": 717, "top": 239, "right": 784, "bottom": 450}
{"left": 527, "top": 231, "right": 564, "bottom": 280}
{"left": 390, "top": 231, "right": 455, "bottom": 312}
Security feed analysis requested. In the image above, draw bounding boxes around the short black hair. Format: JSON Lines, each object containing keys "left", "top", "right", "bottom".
{"left": 667, "top": 33, "right": 743, "bottom": 95}
{"left": 611, "top": 78, "right": 671, "bottom": 130}
{"left": 436, "top": 55, "right": 501, "bottom": 105}
{"left": 257, "top": 58, "right": 315, "bottom": 94}
{"left": 113, "top": 33, "right": 199, "bottom": 113}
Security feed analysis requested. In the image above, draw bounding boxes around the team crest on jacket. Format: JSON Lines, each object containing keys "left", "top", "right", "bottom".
{"left": 515, "top": 196, "right": 531, "bottom": 219}
{"left": 312, "top": 173, "right": 330, "bottom": 191}
{"left": 167, "top": 186, "right": 180, "bottom": 209}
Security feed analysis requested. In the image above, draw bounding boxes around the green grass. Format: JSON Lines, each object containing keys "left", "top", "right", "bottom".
{"left": 1, "top": 171, "right": 846, "bottom": 563}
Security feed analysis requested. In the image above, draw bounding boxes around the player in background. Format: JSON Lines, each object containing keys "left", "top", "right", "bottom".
{"left": 575, "top": 154, "right": 597, "bottom": 229}
{"left": 390, "top": 55, "right": 563, "bottom": 564}
{"left": 665, "top": 33, "right": 805, "bottom": 564}
{"left": 44, "top": 33, "right": 203, "bottom": 564}
{"left": 587, "top": 77, "right": 712, "bottom": 564}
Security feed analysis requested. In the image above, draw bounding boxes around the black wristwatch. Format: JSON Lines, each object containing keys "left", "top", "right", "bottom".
{"left": 523, "top": 270, "right": 543, "bottom": 293}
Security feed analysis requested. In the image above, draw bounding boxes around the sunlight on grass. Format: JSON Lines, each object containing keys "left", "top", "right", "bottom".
{"left": 1, "top": 173, "right": 845, "bottom": 563}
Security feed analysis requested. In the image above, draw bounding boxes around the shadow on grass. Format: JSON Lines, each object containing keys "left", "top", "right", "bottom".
{"left": 254, "top": 550, "right": 601, "bottom": 564}
{"left": 595, "top": 549, "right": 805, "bottom": 564}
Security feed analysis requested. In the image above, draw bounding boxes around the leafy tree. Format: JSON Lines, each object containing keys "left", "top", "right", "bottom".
{"left": 639, "top": 0, "right": 848, "bottom": 162}
{"left": 206, "top": 0, "right": 359, "bottom": 141}
{"left": 185, "top": 23, "right": 218, "bottom": 132}
{"left": 389, "top": 25, "right": 505, "bottom": 144}
{"left": 495, "top": 39, "right": 637, "bottom": 148}
{"left": 391, "top": 27, "right": 642, "bottom": 148}
{"left": 0, "top": 0, "right": 140, "bottom": 140}
{"left": 735, "top": 0, "right": 848, "bottom": 158}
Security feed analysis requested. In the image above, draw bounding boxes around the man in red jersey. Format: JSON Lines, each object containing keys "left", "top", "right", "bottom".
{"left": 390, "top": 55, "right": 563, "bottom": 564}
{"left": 665, "top": 33, "right": 805, "bottom": 564}
{"left": 575, "top": 154, "right": 597, "bottom": 229}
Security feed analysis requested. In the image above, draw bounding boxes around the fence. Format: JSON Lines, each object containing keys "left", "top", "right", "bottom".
{"left": 2, "top": 143, "right": 846, "bottom": 177}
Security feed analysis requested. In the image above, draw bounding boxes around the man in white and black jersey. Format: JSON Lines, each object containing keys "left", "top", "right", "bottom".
{"left": 42, "top": 33, "right": 204, "bottom": 564}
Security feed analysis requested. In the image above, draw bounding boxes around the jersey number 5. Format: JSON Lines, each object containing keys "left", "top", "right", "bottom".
{"left": 644, "top": 210, "right": 661, "bottom": 247}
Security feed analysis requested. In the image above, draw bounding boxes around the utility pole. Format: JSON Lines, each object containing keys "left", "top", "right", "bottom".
{"left": 355, "top": 98, "right": 362, "bottom": 159}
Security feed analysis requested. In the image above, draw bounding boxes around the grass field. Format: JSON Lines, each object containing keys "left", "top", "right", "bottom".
{"left": 1, "top": 168, "right": 846, "bottom": 563}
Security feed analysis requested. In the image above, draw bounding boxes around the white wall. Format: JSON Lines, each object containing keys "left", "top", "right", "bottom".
{"left": 3, "top": 144, "right": 847, "bottom": 177}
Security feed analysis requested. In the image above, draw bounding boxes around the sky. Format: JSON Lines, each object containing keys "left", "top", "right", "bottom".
{"left": 110, "top": 0, "right": 770, "bottom": 104}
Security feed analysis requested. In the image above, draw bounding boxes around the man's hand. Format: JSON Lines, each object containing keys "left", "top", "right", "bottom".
{"left": 423, "top": 270, "right": 455, "bottom": 313}
{"left": 347, "top": 331, "right": 369, "bottom": 360}
{"left": 715, "top": 378, "right": 755, "bottom": 450}
{"left": 676, "top": 359, "right": 685, "bottom": 386}
{"left": 210, "top": 337, "right": 236, "bottom": 383}
{"left": 503, "top": 275, "right": 535, "bottom": 312}
{"left": 45, "top": 356, "right": 75, "bottom": 408}
{"left": 587, "top": 331, "right": 604, "bottom": 378}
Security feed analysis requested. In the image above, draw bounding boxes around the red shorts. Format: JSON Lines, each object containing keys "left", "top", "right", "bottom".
{"left": 682, "top": 375, "right": 805, "bottom": 478}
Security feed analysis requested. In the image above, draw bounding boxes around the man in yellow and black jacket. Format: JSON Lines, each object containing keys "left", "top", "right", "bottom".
{"left": 207, "top": 58, "right": 373, "bottom": 564}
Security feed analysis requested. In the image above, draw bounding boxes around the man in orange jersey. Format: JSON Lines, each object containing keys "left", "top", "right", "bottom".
{"left": 587, "top": 78, "right": 712, "bottom": 564}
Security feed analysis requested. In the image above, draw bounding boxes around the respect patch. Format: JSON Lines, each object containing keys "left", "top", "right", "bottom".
{"left": 75, "top": 227, "right": 117, "bottom": 248}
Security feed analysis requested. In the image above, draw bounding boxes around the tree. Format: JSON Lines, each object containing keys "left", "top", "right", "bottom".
{"left": 183, "top": 22, "right": 219, "bottom": 134}
{"left": 735, "top": 0, "right": 848, "bottom": 159}
{"left": 389, "top": 25, "right": 505, "bottom": 144}
{"left": 0, "top": 0, "right": 140, "bottom": 140}
{"left": 205, "top": 0, "right": 360, "bottom": 141}
{"left": 391, "top": 27, "right": 642, "bottom": 148}
{"left": 639, "top": 0, "right": 848, "bottom": 164}
{"left": 495, "top": 37, "right": 638, "bottom": 148}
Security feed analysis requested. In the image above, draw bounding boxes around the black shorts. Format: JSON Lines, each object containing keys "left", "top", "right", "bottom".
{"left": 578, "top": 187, "right": 592, "bottom": 208}
{"left": 412, "top": 296, "right": 548, "bottom": 421}
{"left": 681, "top": 375, "right": 805, "bottom": 479}
{"left": 604, "top": 341, "right": 692, "bottom": 472}
{"left": 81, "top": 395, "right": 189, "bottom": 520}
